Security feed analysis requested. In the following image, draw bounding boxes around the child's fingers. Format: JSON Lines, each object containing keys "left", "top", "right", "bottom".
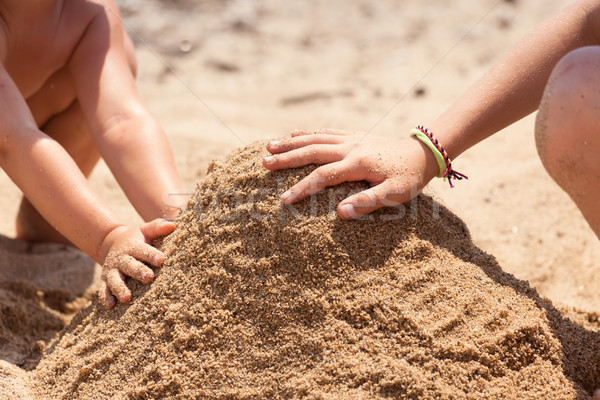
{"left": 105, "top": 268, "right": 132, "bottom": 304}
{"left": 263, "top": 144, "right": 345, "bottom": 171}
{"left": 128, "top": 244, "right": 166, "bottom": 269}
{"left": 267, "top": 134, "right": 347, "bottom": 154}
{"left": 280, "top": 160, "right": 358, "bottom": 204}
{"left": 338, "top": 182, "right": 406, "bottom": 220}
{"left": 117, "top": 254, "right": 156, "bottom": 283}
{"left": 140, "top": 219, "right": 176, "bottom": 241}
{"left": 291, "top": 128, "right": 356, "bottom": 138}
{"left": 98, "top": 281, "right": 116, "bottom": 309}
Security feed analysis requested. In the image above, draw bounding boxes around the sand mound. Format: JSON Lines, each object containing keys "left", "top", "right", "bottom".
{"left": 28, "top": 143, "right": 600, "bottom": 399}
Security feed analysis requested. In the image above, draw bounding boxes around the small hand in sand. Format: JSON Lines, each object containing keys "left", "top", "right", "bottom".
{"left": 98, "top": 219, "right": 176, "bottom": 309}
{"left": 263, "top": 129, "right": 439, "bottom": 219}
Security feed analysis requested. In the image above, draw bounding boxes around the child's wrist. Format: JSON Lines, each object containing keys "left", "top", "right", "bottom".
{"left": 409, "top": 125, "right": 468, "bottom": 188}
{"left": 96, "top": 224, "right": 128, "bottom": 264}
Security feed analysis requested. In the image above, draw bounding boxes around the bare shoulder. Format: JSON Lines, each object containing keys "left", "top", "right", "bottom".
{"left": 62, "top": 0, "right": 124, "bottom": 39}
{"left": 70, "top": 0, "right": 123, "bottom": 26}
{"left": 66, "top": 0, "right": 126, "bottom": 55}
{"left": 0, "top": 0, "right": 122, "bottom": 73}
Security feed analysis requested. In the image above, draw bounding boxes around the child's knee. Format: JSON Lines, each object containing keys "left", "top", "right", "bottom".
{"left": 536, "top": 46, "right": 600, "bottom": 180}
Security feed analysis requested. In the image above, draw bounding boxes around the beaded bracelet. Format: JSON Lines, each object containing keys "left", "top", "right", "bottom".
{"left": 410, "top": 125, "right": 468, "bottom": 188}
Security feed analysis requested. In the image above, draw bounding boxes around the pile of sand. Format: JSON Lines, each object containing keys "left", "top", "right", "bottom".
{"left": 9, "top": 143, "right": 600, "bottom": 398}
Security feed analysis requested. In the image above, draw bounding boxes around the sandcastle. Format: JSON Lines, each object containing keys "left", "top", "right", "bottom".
{"left": 2, "top": 143, "right": 600, "bottom": 399}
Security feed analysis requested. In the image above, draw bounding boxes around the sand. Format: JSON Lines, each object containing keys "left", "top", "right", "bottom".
{"left": 1, "top": 0, "right": 600, "bottom": 398}
{"left": 0, "top": 237, "right": 95, "bottom": 369}
{"left": 0, "top": 237, "right": 95, "bottom": 399}
{"left": 4, "top": 142, "right": 593, "bottom": 399}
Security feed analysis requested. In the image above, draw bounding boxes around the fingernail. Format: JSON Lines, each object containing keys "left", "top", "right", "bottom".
{"left": 153, "top": 254, "right": 164, "bottom": 266}
{"left": 268, "top": 140, "right": 281, "bottom": 147}
{"left": 340, "top": 204, "right": 357, "bottom": 219}
{"left": 281, "top": 190, "right": 292, "bottom": 203}
{"left": 264, "top": 156, "right": 274, "bottom": 163}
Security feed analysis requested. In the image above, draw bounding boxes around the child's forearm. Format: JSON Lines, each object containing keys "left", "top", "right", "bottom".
{"left": 95, "top": 112, "right": 183, "bottom": 221}
{"left": 429, "top": 0, "right": 600, "bottom": 158}
{"left": 1, "top": 128, "right": 123, "bottom": 261}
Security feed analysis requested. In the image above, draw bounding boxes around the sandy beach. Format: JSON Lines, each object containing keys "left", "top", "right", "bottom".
{"left": 2, "top": 0, "right": 600, "bottom": 398}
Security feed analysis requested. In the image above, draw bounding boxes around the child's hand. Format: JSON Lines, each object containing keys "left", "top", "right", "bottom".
{"left": 97, "top": 219, "right": 176, "bottom": 309}
{"left": 263, "top": 129, "right": 440, "bottom": 219}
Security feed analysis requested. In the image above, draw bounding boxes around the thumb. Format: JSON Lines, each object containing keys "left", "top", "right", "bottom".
{"left": 140, "top": 218, "right": 176, "bottom": 240}
{"left": 337, "top": 182, "right": 413, "bottom": 220}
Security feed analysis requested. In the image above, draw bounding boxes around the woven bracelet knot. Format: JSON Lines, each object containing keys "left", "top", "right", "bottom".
{"left": 410, "top": 125, "right": 468, "bottom": 188}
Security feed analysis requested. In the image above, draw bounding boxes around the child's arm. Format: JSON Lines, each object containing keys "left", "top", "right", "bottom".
{"left": 264, "top": 0, "right": 600, "bottom": 219}
{"left": 0, "top": 62, "right": 174, "bottom": 308}
{"left": 67, "top": 2, "right": 184, "bottom": 222}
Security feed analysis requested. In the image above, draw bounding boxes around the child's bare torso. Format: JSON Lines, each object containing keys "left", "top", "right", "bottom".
{"left": 0, "top": 0, "right": 108, "bottom": 126}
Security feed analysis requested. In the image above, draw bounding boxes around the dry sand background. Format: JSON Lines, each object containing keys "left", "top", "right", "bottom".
{"left": 2, "top": 0, "right": 600, "bottom": 396}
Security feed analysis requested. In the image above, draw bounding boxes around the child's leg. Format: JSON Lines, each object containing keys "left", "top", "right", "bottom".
{"left": 535, "top": 46, "right": 600, "bottom": 238}
{"left": 16, "top": 100, "right": 100, "bottom": 245}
